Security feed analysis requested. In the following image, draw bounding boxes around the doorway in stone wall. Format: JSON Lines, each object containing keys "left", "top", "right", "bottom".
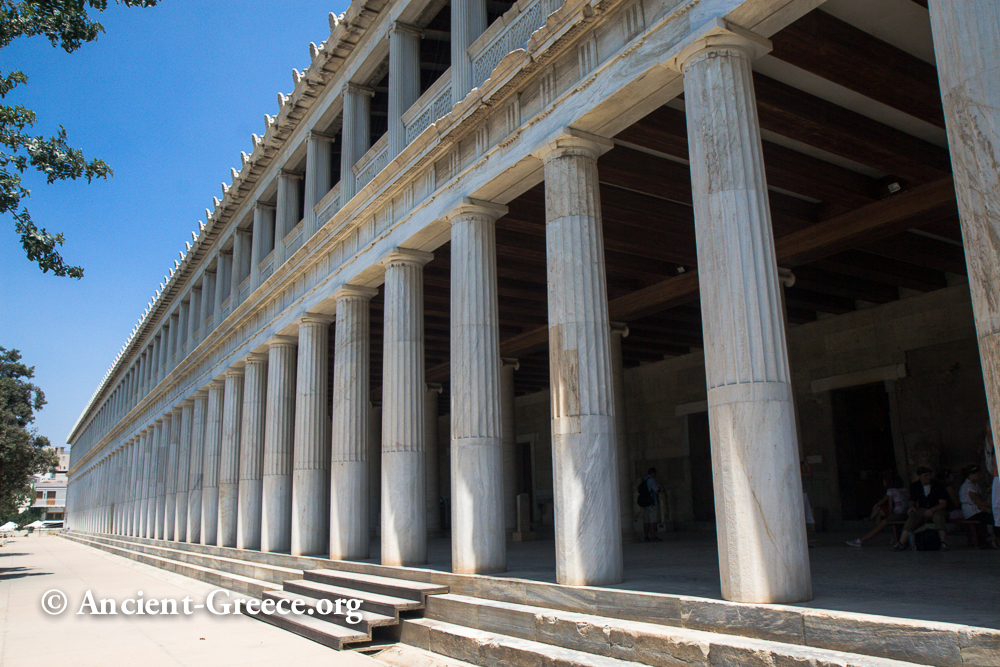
{"left": 831, "top": 382, "right": 897, "bottom": 521}
{"left": 688, "top": 411, "right": 715, "bottom": 522}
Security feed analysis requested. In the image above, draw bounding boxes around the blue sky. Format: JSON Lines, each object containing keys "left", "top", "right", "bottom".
{"left": 1, "top": 0, "right": 349, "bottom": 448}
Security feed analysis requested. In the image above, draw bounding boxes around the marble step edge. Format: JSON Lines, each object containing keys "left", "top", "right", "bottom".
{"left": 302, "top": 568, "right": 448, "bottom": 602}
{"left": 248, "top": 602, "right": 370, "bottom": 650}
{"left": 423, "top": 593, "right": 938, "bottom": 667}
{"left": 74, "top": 532, "right": 303, "bottom": 582}
{"left": 262, "top": 588, "right": 397, "bottom": 633}
{"left": 61, "top": 533, "right": 280, "bottom": 599}
{"left": 401, "top": 616, "right": 930, "bottom": 667}
{"left": 283, "top": 578, "right": 424, "bottom": 618}
{"left": 372, "top": 644, "right": 482, "bottom": 667}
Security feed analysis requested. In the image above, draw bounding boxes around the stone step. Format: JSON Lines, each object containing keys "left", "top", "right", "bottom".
{"left": 249, "top": 602, "right": 370, "bottom": 650}
{"left": 62, "top": 533, "right": 280, "bottom": 599}
{"left": 262, "top": 588, "right": 397, "bottom": 634}
{"left": 303, "top": 568, "right": 448, "bottom": 603}
{"left": 421, "top": 593, "right": 927, "bottom": 667}
{"left": 283, "top": 577, "right": 424, "bottom": 618}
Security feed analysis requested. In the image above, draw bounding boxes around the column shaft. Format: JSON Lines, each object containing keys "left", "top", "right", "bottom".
{"left": 341, "top": 84, "right": 373, "bottom": 203}
{"left": 424, "top": 383, "right": 441, "bottom": 536}
{"left": 451, "top": 0, "right": 487, "bottom": 103}
{"left": 153, "top": 418, "right": 168, "bottom": 539}
{"left": 238, "top": 354, "right": 268, "bottom": 550}
{"left": 304, "top": 133, "right": 333, "bottom": 238}
{"left": 201, "top": 381, "right": 225, "bottom": 545}
{"left": 164, "top": 410, "right": 180, "bottom": 540}
{"left": 175, "top": 401, "right": 193, "bottom": 542}
{"left": 187, "top": 392, "right": 208, "bottom": 543}
{"left": 262, "top": 338, "right": 297, "bottom": 553}
{"left": 276, "top": 171, "right": 302, "bottom": 268}
{"left": 388, "top": 23, "right": 422, "bottom": 158}
{"left": 219, "top": 369, "right": 245, "bottom": 547}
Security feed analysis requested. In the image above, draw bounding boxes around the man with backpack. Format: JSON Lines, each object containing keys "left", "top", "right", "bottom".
{"left": 637, "top": 468, "right": 660, "bottom": 542}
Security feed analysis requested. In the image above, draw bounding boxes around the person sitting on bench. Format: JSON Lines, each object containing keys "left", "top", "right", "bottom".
{"left": 846, "top": 472, "right": 908, "bottom": 547}
{"left": 894, "top": 466, "right": 949, "bottom": 551}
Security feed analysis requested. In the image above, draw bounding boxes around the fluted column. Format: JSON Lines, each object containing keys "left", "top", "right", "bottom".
{"left": 424, "top": 383, "right": 442, "bottom": 536}
{"left": 219, "top": 368, "right": 245, "bottom": 547}
{"left": 153, "top": 417, "right": 168, "bottom": 539}
{"left": 448, "top": 199, "right": 508, "bottom": 573}
{"left": 537, "top": 129, "right": 622, "bottom": 586}
{"left": 610, "top": 323, "right": 634, "bottom": 541}
{"left": 214, "top": 253, "right": 232, "bottom": 322}
{"left": 251, "top": 204, "right": 276, "bottom": 291}
{"left": 125, "top": 438, "right": 137, "bottom": 536}
{"left": 369, "top": 403, "right": 382, "bottom": 537}
{"left": 145, "top": 424, "right": 159, "bottom": 538}
{"left": 164, "top": 409, "right": 181, "bottom": 541}
{"left": 341, "top": 84, "right": 373, "bottom": 203}
{"left": 175, "top": 400, "right": 193, "bottom": 542}
{"left": 381, "top": 248, "right": 433, "bottom": 566}
{"left": 304, "top": 132, "right": 333, "bottom": 239}
{"left": 928, "top": 0, "right": 1000, "bottom": 460}
{"left": 330, "top": 286, "right": 378, "bottom": 560}
{"left": 135, "top": 430, "right": 149, "bottom": 537}
{"left": 292, "top": 315, "right": 332, "bottom": 556}
{"left": 388, "top": 22, "right": 423, "bottom": 158}
{"left": 262, "top": 336, "right": 297, "bottom": 553}
{"left": 677, "top": 28, "right": 810, "bottom": 603}
{"left": 201, "top": 380, "right": 225, "bottom": 545}
{"left": 451, "top": 0, "right": 487, "bottom": 103}
{"left": 150, "top": 336, "right": 161, "bottom": 389}
{"left": 500, "top": 358, "right": 519, "bottom": 533}
{"left": 275, "top": 170, "right": 303, "bottom": 268}
{"left": 230, "top": 230, "right": 252, "bottom": 308}
{"left": 238, "top": 353, "right": 268, "bottom": 550}
{"left": 187, "top": 288, "right": 201, "bottom": 352}
{"left": 187, "top": 391, "right": 208, "bottom": 543}
{"left": 200, "top": 271, "right": 216, "bottom": 334}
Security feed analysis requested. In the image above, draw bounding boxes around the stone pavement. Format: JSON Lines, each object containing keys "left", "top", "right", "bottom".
{"left": 0, "top": 533, "right": 377, "bottom": 667}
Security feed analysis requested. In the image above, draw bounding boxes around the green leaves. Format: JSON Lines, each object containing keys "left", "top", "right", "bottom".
{"left": 1, "top": 1, "right": 158, "bottom": 278}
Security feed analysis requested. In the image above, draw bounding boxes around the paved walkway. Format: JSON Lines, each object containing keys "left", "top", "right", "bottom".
{"left": 0, "top": 534, "right": 376, "bottom": 667}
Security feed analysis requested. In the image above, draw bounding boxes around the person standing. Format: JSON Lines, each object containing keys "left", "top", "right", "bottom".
{"left": 638, "top": 468, "right": 660, "bottom": 542}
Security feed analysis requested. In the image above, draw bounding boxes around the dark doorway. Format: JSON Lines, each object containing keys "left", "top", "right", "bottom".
{"left": 831, "top": 382, "right": 897, "bottom": 520}
{"left": 688, "top": 411, "right": 715, "bottom": 522}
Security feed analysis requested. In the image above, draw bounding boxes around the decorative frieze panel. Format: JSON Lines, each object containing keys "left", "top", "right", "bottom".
{"left": 403, "top": 76, "right": 453, "bottom": 146}
{"left": 471, "top": 0, "right": 563, "bottom": 87}
{"left": 354, "top": 134, "right": 390, "bottom": 191}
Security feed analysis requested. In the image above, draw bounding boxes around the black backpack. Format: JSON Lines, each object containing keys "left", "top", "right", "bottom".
{"left": 637, "top": 479, "right": 654, "bottom": 507}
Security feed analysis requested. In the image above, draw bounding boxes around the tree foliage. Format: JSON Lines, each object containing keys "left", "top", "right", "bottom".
{"left": 1, "top": 0, "right": 158, "bottom": 278}
{"left": 0, "top": 347, "right": 57, "bottom": 516}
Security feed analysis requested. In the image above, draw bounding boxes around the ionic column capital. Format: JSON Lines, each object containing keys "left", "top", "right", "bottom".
{"left": 266, "top": 334, "right": 298, "bottom": 348}
{"left": 380, "top": 246, "right": 434, "bottom": 269}
{"left": 667, "top": 19, "right": 771, "bottom": 72}
{"left": 534, "top": 127, "right": 613, "bottom": 163}
{"left": 445, "top": 197, "right": 508, "bottom": 224}
{"left": 333, "top": 284, "right": 379, "bottom": 301}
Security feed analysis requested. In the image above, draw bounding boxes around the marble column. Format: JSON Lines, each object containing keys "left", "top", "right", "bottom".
{"left": 219, "top": 368, "right": 244, "bottom": 548}
{"left": 202, "top": 380, "right": 225, "bottom": 546}
{"left": 388, "top": 22, "right": 423, "bottom": 158}
{"left": 537, "top": 129, "right": 622, "bottom": 586}
{"left": 230, "top": 229, "right": 252, "bottom": 308}
{"left": 451, "top": 0, "right": 487, "bottom": 104}
{"left": 214, "top": 252, "right": 232, "bottom": 321}
{"left": 251, "top": 204, "right": 276, "bottom": 291}
{"left": 164, "top": 409, "right": 180, "bottom": 541}
{"left": 135, "top": 430, "right": 149, "bottom": 537}
{"left": 304, "top": 132, "right": 333, "bottom": 239}
{"left": 292, "top": 314, "right": 332, "bottom": 556}
{"left": 262, "top": 336, "right": 297, "bottom": 553}
{"left": 238, "top": 353, "right": 268, "bottom": 550}
{"left": 125, "top": 438, "right": 137, "bottom": 536}
{"left": 341, "top": 84, "right": 373, "bottom": 203}
{"left": 330, "top": 286, "right": 378, "bottom": 560}
{"left": 424, "top": 383, "right": 442, "bottom": 537}
{"left": 187, "top": 391, "right": 208, "bottom": 543}
{"left": 369, "top": 403, "right": 382, "bottom": 537}
{"left": 928, "top": 0, "right": 1000, "bottom": 459}
{"left": 448, "top": 199, "right": 508, "bottom": 574}
{"left": 201, "top": 271, "right": 216, "bottom": 333}
{"left": 145, "top": 423, "right": 160, "bottom": 538}
{"left": 610, "top": 323, "right": 634, "bottom": 541}
{"left": 276, "top": 170, "right": 303, "bottom": 268}
{"left": 150, "top": 336, "right": 161, "bottom": 388}
{"left": 381, "top": 248, "right": 433, "bottom": 566}
{"left": 676, "top": 28, "right": 811, "bottom": 603}
{"left": 175, "top": 400, "right": 193, "bottom": 542}
{"left": 500, "top": 358, "right": 519, "bottom": 533}
{"left": 187, "top": 287, "right": 201, "bottom": 352}
{"left": 153, "top": 417, "right": 168, "bottom": 539}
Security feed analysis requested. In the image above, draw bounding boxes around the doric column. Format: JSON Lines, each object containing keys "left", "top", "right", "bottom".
{"left": 676, "top": 27, "right": 811, "bottom": 603}
{"left": 928, "top": 0, "right": 1000, "bottom": 460}
{"left": 451, "top": 0, "right": 487, "bottom": 104}
{"left": 380, "top": 248, "right": 433, "bottom": 566}
{"left": 145, "top": 423, "right": 159, "bottom": 538}
{"left": 153, "top": 417, "right": 169, "bottom": 539}
{"left": 369, "top": 403, "right": 382, "bottom": 537}
{"left": 175, "top": 399, "right": 193, "bottom": 542}
{"left": 500, "top": 358, "right": 519, "bottom": 533}
{"left": 187, "top": 391, "right": 208, "bottom": 543}
{"left": 304, "top": 131, "right": 334, "bottom": 239}
{"left": 275, "top": 170, "right": 303, "bottom": 268}
{"left": 340, "top": 84, "right": 373, "bottom": 203}
{"left": 424, "top": 383, "right": 442, "bottom": 536}
{"left": 536, "top": 129, "right": 622, "bottom": 586}
{"left": 238, "top": 353, "right": 268, "bottom": 550}
{"left": 200, "top": 271, "right": 216, "bottom": 333}
{"left": 135, "top": 430, "right": 149, "bottom": 537}
{"left": 201, "top": 380, "right": 225, "bottom": 545}
{"left": 262, "top": 336, "right": 297, "bottom": 553}
{"left": 125, "top": 438, "right": 137, "bottom": 536}
{"left": 447, "top": 198, "right": 508, "bottom": 574}
{"left": 219, "top": 368, "right": 245, "bottom": 548}
{"left": 292, "top": 314, "right": 332, "bottom": 556}
{"left": 251, "top": 204, "right": 275, "bottom": 291}
{"left": 388, "top": 22, "right": 423, "bottom": 158}
{"left": 164, "top": 409, "right": 181, "bottom": 541}
{"left": 330, "top": 286, "right": 378, "bottom": 560}
{"left": 610, "top": 323, "right": 633, "bottom": 541}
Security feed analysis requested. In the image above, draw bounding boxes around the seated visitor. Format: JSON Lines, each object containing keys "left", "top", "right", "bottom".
{"left": 846, "top": 473, "right": 908, "bottom": 547}
{"left": 894, "top": 466, "right": 949, "bottom": 551}
{"left": 960, "top": 465, "right": 994, "bottom": 525}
